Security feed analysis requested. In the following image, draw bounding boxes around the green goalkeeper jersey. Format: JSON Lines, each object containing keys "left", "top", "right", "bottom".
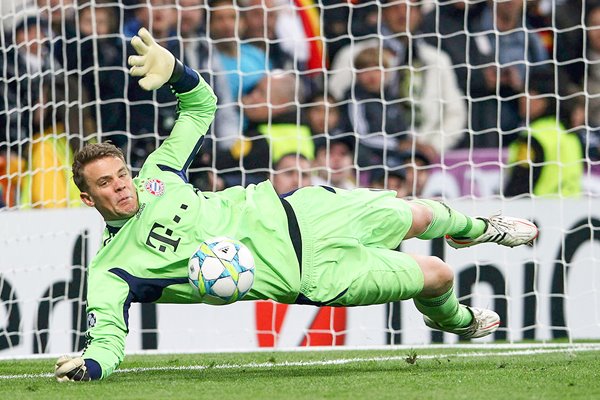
{"left": 82, "top": 77, "right": 300, "bottom": 379}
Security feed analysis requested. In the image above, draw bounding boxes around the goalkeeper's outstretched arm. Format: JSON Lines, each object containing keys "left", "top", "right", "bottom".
{"left": 54, "top": 27, "right": 217, "bottom": 382}
{"left": 132, "top": 27, "right": 218, "bottom": 177}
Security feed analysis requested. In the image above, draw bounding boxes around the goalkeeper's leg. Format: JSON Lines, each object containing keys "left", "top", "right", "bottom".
{"left": 315, "top": 247, "right": 498, "bottom": 339}
{"left": 406, "top": 199, "right": 538, "bottom": 248}
{"left": 411, "top": 254, "right": 500, "bottom": 339}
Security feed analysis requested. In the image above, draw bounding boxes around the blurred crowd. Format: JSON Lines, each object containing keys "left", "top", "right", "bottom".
{"left": 0, "top": 0, "right": 598, "bottom": 209}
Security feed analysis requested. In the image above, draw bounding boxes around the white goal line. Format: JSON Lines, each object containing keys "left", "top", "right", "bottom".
{"left": 1, "top": 343, "right": 599, "bottom": 381}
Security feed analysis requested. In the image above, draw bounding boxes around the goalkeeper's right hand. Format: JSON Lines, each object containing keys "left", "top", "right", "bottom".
{"left": 55, "top": 355, "right": 91, "bottom": 382}
{"left": 128, "top": 27, "right": 177, "bottom": 91}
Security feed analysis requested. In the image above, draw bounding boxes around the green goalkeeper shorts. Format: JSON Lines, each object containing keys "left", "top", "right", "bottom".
{"left": 284, "top": 186, "right": 424, "bottom": 306}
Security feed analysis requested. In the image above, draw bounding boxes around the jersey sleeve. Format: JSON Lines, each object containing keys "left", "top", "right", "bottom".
{"left": 141, "top": 73, "right": 218, "bottom": 177}
{"left": 81, "top": 267, "right": 131, "bottom": 380}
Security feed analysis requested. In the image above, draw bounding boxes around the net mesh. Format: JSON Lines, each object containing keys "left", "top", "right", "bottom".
{"left": 1, "top": 0, "right": 599, "bottom": 355}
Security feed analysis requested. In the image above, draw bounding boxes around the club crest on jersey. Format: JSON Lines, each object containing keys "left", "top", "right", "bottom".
{"left": 87, "top": 312, "right": 96, "bottom": 328}
{"left": 145, "top": 179, "right": 165, "bottom": 196}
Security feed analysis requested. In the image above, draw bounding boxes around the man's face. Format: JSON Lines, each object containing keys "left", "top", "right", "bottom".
{"left": 79, "top": 7, "right": 113, "bottom": 37}
{"left": 404, "top": 161, "right": 429, "bottom": 197}
{"left": 242, "top": 76, "right": 270, "bottom": 121}
{"left": 307, "top": 96, "right": 340, "bottom": 134}
{"left": 357, "top": 68, "right": 385, "bottom": 94}
{"left": 382, "top": 0, "right": 421, "bottom": 35}
{"left": 179, "top": 0, "right": 205, "bottom": 38}
{"left": 242, "top": 75, "right": 292, "bottom": 121}
{"left": 272, "top": 155, "right": 312, "bottom": 195}
{"left": 518, "top": 89, "right": 548, "bottom": 121}
{"left": 80, "top": 156, "right": 139, "bottom": 221}
{"left": 136, "top": 0, "right": 176, "bottom": 39}
{"left": 209, "top": 1, "right": 238, "bottom": 41}
{"left": 315, "top": 142, "right": 353, "bottom": 185}
{"left": 495, "top": 0, "right": 523, "bottom": 21}
{"left": 38, "top": 0, "right": 74, "bottom": 25}
{"left": 589, "top": 8, "right": 600, "bottom": 53}
{"left": 16, "top": 24, "right": 47, "bottom": 55}
{"left": 244, "top": 0, "right": 277, "bottom": 40}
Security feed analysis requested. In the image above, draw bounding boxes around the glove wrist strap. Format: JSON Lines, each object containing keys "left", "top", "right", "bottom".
{"left": 85, "top": 358, "right": 103, "bottom": 380}
{"left": 169, "top": 60, "right": 200, "bottom": 93}
{"left": 168, "top": 58, "right": 185, "bottom": 84}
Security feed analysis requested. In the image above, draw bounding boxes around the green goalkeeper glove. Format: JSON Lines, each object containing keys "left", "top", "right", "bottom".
{"left": 128, "top": 27, "right": 178, "bottom": 91}
{"left": 54, "top": 355, "right": 91, "bottom": 382}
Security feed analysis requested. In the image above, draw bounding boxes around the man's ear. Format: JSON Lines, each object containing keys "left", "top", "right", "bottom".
{"left": 80, "top": 192, "right": 95, "bottom": 207}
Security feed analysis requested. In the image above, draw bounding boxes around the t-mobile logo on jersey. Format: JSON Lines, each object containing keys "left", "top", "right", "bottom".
{"left": 144, "top": 203, "right": 188, "bottom": 253}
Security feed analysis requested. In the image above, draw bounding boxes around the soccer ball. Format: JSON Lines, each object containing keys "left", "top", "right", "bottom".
{"left": 188, "top": 237, "right": 256, "bottom": 305}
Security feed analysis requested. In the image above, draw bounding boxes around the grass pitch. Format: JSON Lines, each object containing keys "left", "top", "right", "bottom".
{"left": 1, "top": 344, "right": 599, "bottom": 400}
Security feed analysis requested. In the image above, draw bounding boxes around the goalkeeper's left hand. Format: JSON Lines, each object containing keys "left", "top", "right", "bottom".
{"left": 55, "top": 355, "right": 91, "bottom": 382}
{"left": 128, "top": 27, "right": 176, "bottom": 91}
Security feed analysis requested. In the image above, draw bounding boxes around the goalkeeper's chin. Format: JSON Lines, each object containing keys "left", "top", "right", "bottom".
{"left": 119, "top": 197, "right": 140, "bottom": 217}
{"left": 116, "top": 196, "right": 139, "bottom": 218}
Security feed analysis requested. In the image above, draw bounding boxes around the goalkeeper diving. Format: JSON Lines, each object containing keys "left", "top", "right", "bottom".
{"left": 54, "top": 28, "right": 538, "bottom": 382}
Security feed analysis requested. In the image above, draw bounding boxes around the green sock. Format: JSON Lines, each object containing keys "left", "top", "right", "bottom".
{"left": 412, "top": 199, "right": 486, "bottom": 240}
{"left": 414, "top": 287, "right": 473, "bottom": 329}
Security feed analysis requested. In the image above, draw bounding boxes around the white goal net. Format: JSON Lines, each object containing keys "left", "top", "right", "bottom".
{"left": 1, "top": 0, "right": 600, "bottom": 357}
